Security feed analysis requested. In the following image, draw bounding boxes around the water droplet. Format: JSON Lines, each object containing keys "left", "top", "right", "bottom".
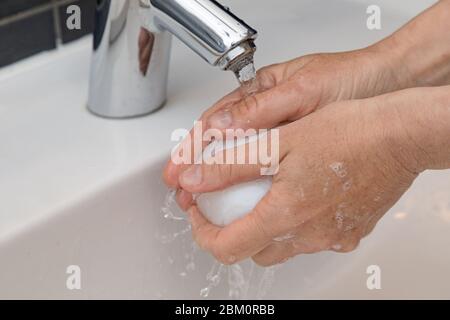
{"left": 329, "top": 162, "right": 347, "bottom": 178}
{"left": 200, "top": 287, "right": 210, "bottom": 298}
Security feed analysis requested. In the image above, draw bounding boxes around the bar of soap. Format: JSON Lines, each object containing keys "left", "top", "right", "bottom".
{"left": 195, "top": 138, "right": 272, "bottom": 227}
{"left": 196, "top": 177, "right": 272, "bottom": 227}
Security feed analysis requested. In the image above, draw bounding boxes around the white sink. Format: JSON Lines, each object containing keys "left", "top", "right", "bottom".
{"left": 1, "top": 0, "right": 448, "bottom": 299}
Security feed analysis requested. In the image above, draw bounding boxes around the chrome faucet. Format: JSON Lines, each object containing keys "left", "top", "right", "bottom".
{"left": 87, "top": 0, "right": 258, "bottom": 118}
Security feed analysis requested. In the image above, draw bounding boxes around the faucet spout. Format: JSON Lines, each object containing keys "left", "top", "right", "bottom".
{"left": 149, "top": 0, "right": 257, "bottom": 69}
{"left": 87, "top": 0, "right": 258, "bottom": 118}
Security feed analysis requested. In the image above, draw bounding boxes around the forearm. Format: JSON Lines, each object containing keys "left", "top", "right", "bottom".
{"left": 385, "top": 86, "right": 450, "bottom": 173}
{"left": 376, "top": 0, "right": 450, "bottom": 88}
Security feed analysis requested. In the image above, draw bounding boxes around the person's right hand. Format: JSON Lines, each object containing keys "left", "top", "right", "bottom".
{"left": 163, "top": 43, "right": 411, "bottom": 190}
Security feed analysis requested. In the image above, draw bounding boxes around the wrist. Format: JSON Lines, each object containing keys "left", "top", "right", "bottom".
{"left": 364, "top": 41, "right": 414, "bottom": 94}
{"left": 378, "top": 87, "right": 450, "bottom": 174}
{"left": 375, "top": 1, "right": 450, "bottom": 88}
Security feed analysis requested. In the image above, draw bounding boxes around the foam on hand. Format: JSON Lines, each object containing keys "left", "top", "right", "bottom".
{"left": 195, "top": 138, "right": 273, "bottom": 227}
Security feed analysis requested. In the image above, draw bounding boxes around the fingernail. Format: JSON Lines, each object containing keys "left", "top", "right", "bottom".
{"left": 181, "top": 166, "right": 202, "bottom": 187}
{"left": 208, "top": 110, "right": 233, "bottom": 129}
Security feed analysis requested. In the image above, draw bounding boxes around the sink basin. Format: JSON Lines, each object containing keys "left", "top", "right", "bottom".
{"left": 1, "top": 0, "right": 448, "bottom": 299}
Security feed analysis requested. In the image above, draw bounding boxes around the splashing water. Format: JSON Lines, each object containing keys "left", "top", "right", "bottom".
{"left": 159, "top": 224, "right": 191, "bottom": 244}
{"left": 161, "top": 190, "right": 186, "bottom": 221}
{"left": 256, "top": 266, "right": 278, "bottom": 299}
{"left": 329, "top": 162, "right": 347, "bottom": 178}
{"left": 200, "top": 262, "right": 225, "bottom": 298}
{"left": 200, "top": 261, "right": 278, "bottom": 300}
{"left": 228, "top": 264, "right": 247, "bottom": 299}
{"left": 158, "top": 190, "right": 280, "bottom": 299}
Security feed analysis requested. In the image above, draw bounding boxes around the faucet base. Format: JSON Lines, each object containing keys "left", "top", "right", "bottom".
{"left": 88, "top": 0, "right": 257, "bottom": 119}
{"left": 86, "top": 99, "right": 167, "bottom": 120}
{"left": 88, "top": 0, "right": 171, "bottom": 118}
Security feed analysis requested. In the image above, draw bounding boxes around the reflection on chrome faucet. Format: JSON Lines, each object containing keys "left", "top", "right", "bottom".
{"left": 138, "top": 28, "right": 154, "bottom": 76}
{"left": 88, "top": 0, "right": 258, "bottom": 118}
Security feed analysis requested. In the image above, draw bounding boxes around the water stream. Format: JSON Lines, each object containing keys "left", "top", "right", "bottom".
{"left": 159, "top": 189, "right": 278, "bottom": 299}
{"left": 234, "top": 59, "right": 260, "bottom": 96}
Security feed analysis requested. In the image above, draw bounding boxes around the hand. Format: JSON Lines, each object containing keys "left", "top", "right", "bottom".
{"left": 176, "top": 87, "right": 450, "bottom": 266}
{"left": 164, "top": 0, "right": 450, "bottom": 188}
{"left": 161, "top": 0, "right": 450, "bottom": 265}
{"left": 163, "top": 44, "right": 409, "bottom": 189}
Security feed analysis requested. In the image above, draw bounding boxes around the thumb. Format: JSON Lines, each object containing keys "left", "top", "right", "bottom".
{"left": 179, "top": 129, "right": 287, "bottom": 193}
{"left": 207, "top": 71, "right": 319, "bottom": 131}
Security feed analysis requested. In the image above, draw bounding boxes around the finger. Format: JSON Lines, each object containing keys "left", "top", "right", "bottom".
{"left": 163, "top": 127, "right": 200, "bottom": 188}
{"left": 330, "top": 211, "right": 383, "bottom": 253}
{"left": 176, "top": 189, "right": 193, "bottom": 211}
{"left": 321, "top": 209, "right": 380, "bottom": 254}
{"left": 330, "top": 239, "right": 360, "bottom": 253}
{"left": 179, "top": 163, "right": 262, "bottom": 193}
{"left": 362, "top": 212, "right": 384, "bottom": 237}
{"left": 253, "top": 211, "right": 351, "bottom": 265}
{"left": 205, "top": 55, "right": 324, "bottom": 131}
{"left": 207, "top": 72, "right": 319, "bottom": 131}
{"left": 252, "top": 233, "right": 331, "bottom": 266}
{"left": 162, "top": 63, "right": 285, "bottom": 188}
{"left": 188, "top": 205, "right": 270, "bottom": 265}
{"left": 179, "top": 130, "right": 286, "bottom": 193}
{"left": 330, "top": 224, "right": 364, "bottom": 253}
{"left": 252, "top": 241, "right": 296, "bottom": 267}
{"left": 162, "top": 91, "right": 243, "bottom": 188}
{"left": 330, "top": 229, "right": 361, "bottom": 253}
{"left": 188, "top": 185, "right": 293, "bottom": 264}
{"left": 179, "top": 134, "right": 288, "bottom": 193}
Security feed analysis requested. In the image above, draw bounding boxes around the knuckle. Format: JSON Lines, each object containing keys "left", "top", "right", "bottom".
{"left": 291, "top": 73, "right": 313, "bottom": 94}
{"left": 192, "top": 233, "right": 208, "bottom": 251}
{"left": 238, "top": 94, "right": 260, "bottom": 117}
{"left": 302, "top": 237, "right": 334, "bottom": 253}
{"left": 256, "top": 65, "right": 276, "bottom": 86}
{"left": 212, "top": 248, "right": 235, "bottom": 265}
{"left": 257, "top": 65, "right": 272, "bottom": 75}
{"left": 296, "top": 244, "right": 321, "bottom": 254}
{"left": 257, "top": 64, "right": 276, "bottom": 78}
{"left": 211, "top": 241, "right": 237, "bottom": 265}
{"left": 200, "top": 110, "right": 210, "bottom": 121}
{"left": 212, "top": 251, "right": 228, "bottom": 265}
{"left": 251, "top": 207, "right": 274, "bottom": 239}
{"left": 192, "top": 230, "right": 208, "bottom": 251}
{"left": 217, "top": 164, "right": 233, "bottom": 183}
{"left": 318, "top": 239, "right": 335, "bottom": 252}
{"left": 339, "top": 239, "right": 361, "bottom": 253}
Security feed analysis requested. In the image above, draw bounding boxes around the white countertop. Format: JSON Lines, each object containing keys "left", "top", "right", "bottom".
{"left": 0, "top": 37, "right": 212, "bottom": 241}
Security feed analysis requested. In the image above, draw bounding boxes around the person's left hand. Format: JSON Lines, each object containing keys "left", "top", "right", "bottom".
{"left": 174, "top": 90, "right": 426, "bottom": 266}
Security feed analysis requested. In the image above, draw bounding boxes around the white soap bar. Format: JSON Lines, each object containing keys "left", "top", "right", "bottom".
{"left": 196, "top": 177, "right": 272, "bottom": 227}
{"left": 195, "top": 138, "right": 272, "bottom": 227}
